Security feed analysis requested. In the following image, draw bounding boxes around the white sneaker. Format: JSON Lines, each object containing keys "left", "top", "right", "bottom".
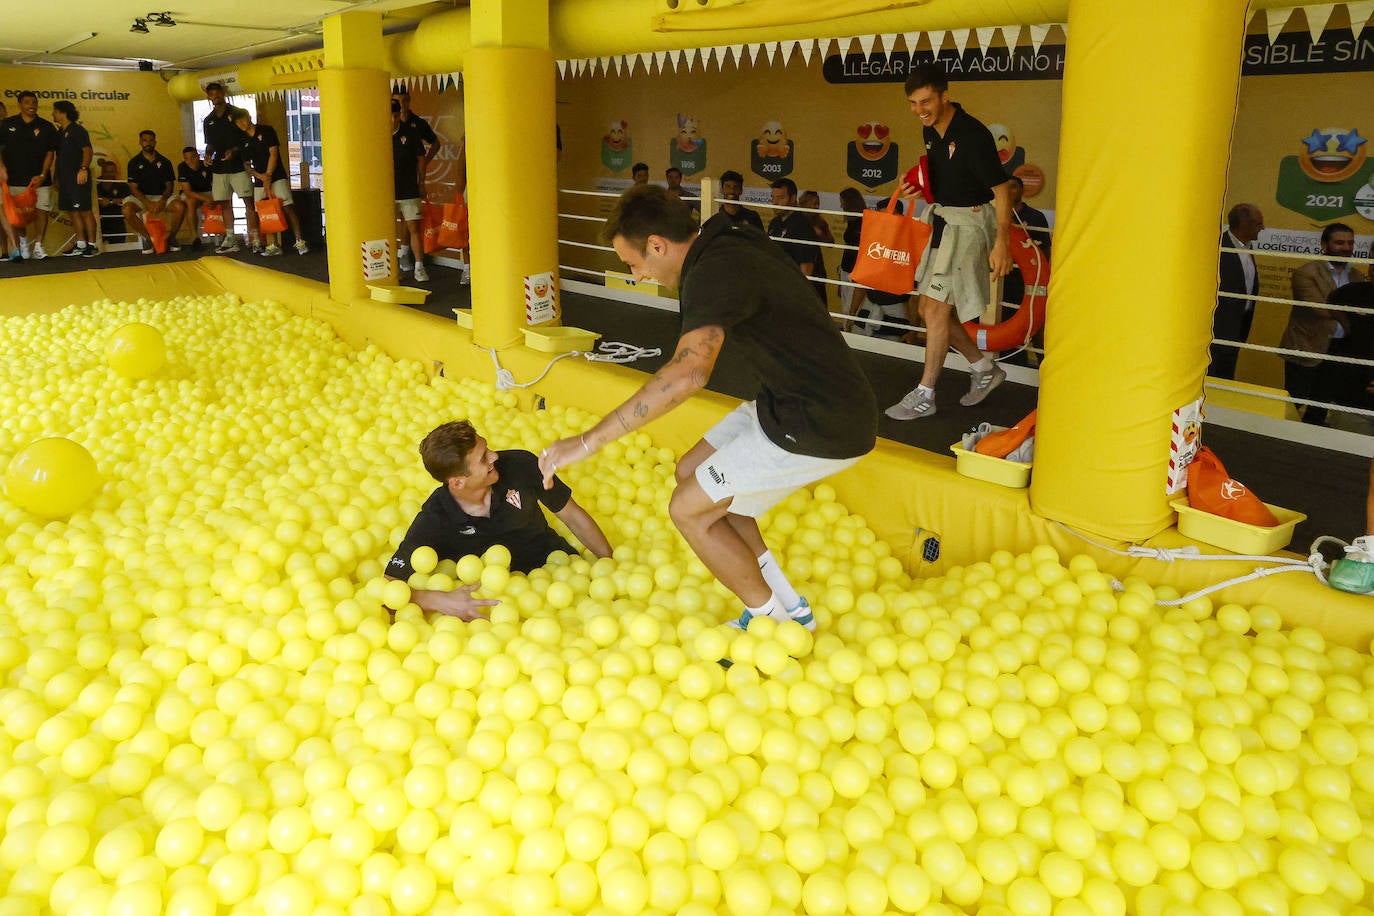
{"left": 398, "top": 246, "right": 414, "bottom": 271}
{"left": 260, "top": 244, "right": 283, "bottom": 257}
{"left": 294, "top": 239, "right": 309, "bottom": 255}
{"left": 885, "top": 386, "right": 936, "bottom": 420}
{"left": 960, "top": 364, "right": 1007, "bottom": 407}
{"left": 216, "top": 236, "right": 241, "bottom": 254}
{"left": 31, "top": 241, "right": 47, "bottom": 260}
{"left": 18, "top": 237, "right": 30, "bottom": 260}
{"left": 413, "top": 263, "right": 430, "bottom": 283}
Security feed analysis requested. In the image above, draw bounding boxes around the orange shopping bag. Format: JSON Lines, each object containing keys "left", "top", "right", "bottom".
{"left": 420, "top": 202, "right": 444, "bottom": 255}
{"left": 437, "top": 199, "right": 469, "bottom": 249}
{"left": 202, "top": 202, "right": 226, "bottom": 235}
{"left": 975, "top": 409, "right": 1037, "bottom": 457}
{"left": 2, "top": 186, "right": 37, "bottom": 227}
{"left": 256, "top": 194, "right": 287, "bottom": 235}
{"left": 1187, "top": 447, "right": 1278, "bottom": 527}
{"left": 848, "top": 189, "right": 932, "bottom": 295}
{"left": 145, "top": 214, "right": 168, "bottom": 253}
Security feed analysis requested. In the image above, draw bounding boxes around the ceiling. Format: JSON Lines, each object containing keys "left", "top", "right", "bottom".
{"left": 0, "top": 0, "right": 454, "bottom": 73}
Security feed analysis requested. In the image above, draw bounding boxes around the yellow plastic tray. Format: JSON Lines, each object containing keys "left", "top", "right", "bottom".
{"left": 1170, "top": 498, "right": 1307, "bottom": 556}
{"left": 950, "top": 442, "right": 1032, "bottom": 489}
{"left": 522, "top": 326, "right": 600, "bottom": 353}
{"left": 368, "top": 285, "right": 430, "bottom": 305}
{"left": 453, "top": 309, "right": 473, "bottom": 328}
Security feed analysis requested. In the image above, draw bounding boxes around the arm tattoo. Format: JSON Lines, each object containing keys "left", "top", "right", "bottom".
{"left": 633, "top": 402, "right": 649, "bottom": 418}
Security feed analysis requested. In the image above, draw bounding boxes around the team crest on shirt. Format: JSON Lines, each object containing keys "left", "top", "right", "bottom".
{"left": 505, "top": 489, "right": 522, "bottom": 509}
{"left": 948, "top": 141, "right": 957, "bottom": 158}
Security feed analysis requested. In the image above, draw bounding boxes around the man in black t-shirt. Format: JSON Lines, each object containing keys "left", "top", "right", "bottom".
{"left": 51, "top": 101, "right": 96, "bottom": 257}
{"left": 122, "top": 130, "right": 185, "bottom": 254}
{"left": 387, "top": 421, "right": 612, "bottom": 620}
{"left": 178, "top": 147, "right": 214, "bottom": 249}
{"left": 202, "top": 81, "right": 259, "bottom": 253}
{"left": 233, "top": 110, "right": 307, "bottom": 256}
{"left": 539, "top": 186, "right": 878, "bottom": 632}
{"left": 766, "top": 178, "right": 821, "bottom": 282}
{"left": 0, "top": 90, "right": 59, "bottom": 260}
{"left": 391, "top": 100, "right": 430, "bottom": 282}
{"left": 718, "top": 170, "right": 763, "bottom": 231}
{"left": 885, "top": 63, "right": 1014, "bottom": 422}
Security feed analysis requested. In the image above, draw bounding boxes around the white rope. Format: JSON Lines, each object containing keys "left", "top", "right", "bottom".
{"left": 558, "top": 212, "right": 604, "bottom": 223}
{"left": 1052, "top": 520, "right": 1339, "bottom": 605}
{"left": 559, "top": 239, "right": 617, "bottom": 253}
{"left": 1215, "top": 339, "right": 1374, "bottom": 369}
{"left": 1228, "top": 291, "right": 1374, "bottom": 317}
{"left": 485, "top": 341, "right": 662, "bottom": 390}
{"left": 558, "top": 188, "right": 622, "bottom": 199}
{"left": 1205, "top": 381, "right": 1374, "bottom": 420}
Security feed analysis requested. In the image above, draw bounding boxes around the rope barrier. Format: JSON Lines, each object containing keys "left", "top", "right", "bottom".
{"left": 1212, "top": 338, "right": 1374, "bottom": 369}
{"left": 484, "top": 342, "right": 662, "bottom": 391}
{"left": 1203, "top": 380, "right": 1374, "bottom": 420}
{"left": 1229, "top": 291, "right": 1374, "bottom": 317}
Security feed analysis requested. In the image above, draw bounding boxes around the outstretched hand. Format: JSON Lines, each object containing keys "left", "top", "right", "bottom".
{"left": 538, "top": 436, "right": 591, "bottom": 489}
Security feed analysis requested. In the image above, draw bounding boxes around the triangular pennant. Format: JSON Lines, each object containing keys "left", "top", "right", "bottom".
{"left": 1028, "top": 23, "right": 1050, "bottom": 55}
{"left": 654, "top": 50, "right": 668, "bottom": 73}
{"left": 727, "top": 44, "right": 744, "bottom": 69}
{"left": 636, "top": 52, "right": 651, "bottom": 74}
{"left": 927, "top": 29, "right": 946, "bottom": 54}
{"left": 974, "top": 27, "right": 996, "bottom": 52}
{"left": 951, "top": 29, "right": 971, "bottom": 56}
{"left": 748, "top": 43, "right": 762, "bottom": 66}
{"left": 1266, "top": 6, "right": 1293, "bottom": 43}
{"left": 1349, "top": 1, "right": 1374, "bottom": 38}
{"left": 1304, "top": 4, "right": 1333, "bottom": 43}
{"left": 684, "top": 47, "right": 696, "bottom": 71}
{"left": 799, "top": 38, "right": 815, "bottom": 66}
{"left": 902, "top": 32, "right": 920, "bottom": 52}
{"left": 557, "top": 60, "right": 568, "bottom": 78}
{"left": 779, "top": 39, "right": 796, "bottom": 65}
{"left": 836, "top": 37, "right": 850, "bottom": 64}
{"left": 817, "top": 37, "right": 832, "bottom": 58}
{"left": 857, "top": 34, "right": 876, "bottom": 57}
{"left": 612, "top": 55, "right": 623, "bottom": 76}
{"left": 764, "top": 41, "right": 778, "bottom": 65}
{"left": 1000, "top": 25, "right": 1021, "bottom": 51}
{"left": 880, "top": 33, "right": 898, "bottom": 54}
{"left": 669, "top": 49, "right": 682, "bottom": 71}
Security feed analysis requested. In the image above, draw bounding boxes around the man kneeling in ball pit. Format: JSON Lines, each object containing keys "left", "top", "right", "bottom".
{"left": 387, "top": 420, "right": 612, "bottom": 620}
{"left": 539, "top": 185, "right": 878, "bottom": 631}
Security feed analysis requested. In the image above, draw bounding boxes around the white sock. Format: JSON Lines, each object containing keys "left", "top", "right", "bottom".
{"left": 399, "top": 245, "right": 411, "bottom": 256}
{"left": 757, "top": 550, "right": 800, "bottom": 610}
{"left": 745, "top": 591, "right": 787, "bottom": 622}
{"left": 971, "top": 356, "right": 994, "bottom": 372}
{"left": 917, "top": 384, "right": 936, "bottom": 397}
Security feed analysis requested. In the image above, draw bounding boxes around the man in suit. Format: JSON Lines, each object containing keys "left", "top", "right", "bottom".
{"left": 1281, "top": 222, "right": 1357, "bottom": 424}
{"left": 1209, "top": 203, "right": 1263, "bottom": 380}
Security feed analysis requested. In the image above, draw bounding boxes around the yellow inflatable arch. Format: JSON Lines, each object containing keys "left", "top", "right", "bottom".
{"left": 164, "top": 0, "right": 1372, "bottom": 642}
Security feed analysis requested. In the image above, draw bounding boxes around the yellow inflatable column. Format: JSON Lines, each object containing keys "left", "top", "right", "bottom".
{"left": 1029, "top": 0, "right": 1249, "bottom": 541}
{"left": 466, "top": 0, "right": 559, "bottom": 349}
{"left": 319, "top": 12, "right": 396, "bottom": 303}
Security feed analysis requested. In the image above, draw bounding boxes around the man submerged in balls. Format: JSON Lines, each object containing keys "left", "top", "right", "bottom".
{"left": 387, "top": 420, "right": 612, "bottom": 620}
{"left": 539, "top": 185, "right": 878, "bottom": 630}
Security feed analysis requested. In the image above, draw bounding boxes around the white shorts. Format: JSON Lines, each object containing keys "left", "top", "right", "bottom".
{"left": 9, "top": 186, "right": 53, "bottom": 211}
{"left": 696, "top": 401, "right": 861, "bottom": 518}
{"left": 253, "top": 180, "right": 294, "bottom": 205}
{"left": 396, "top": 198, "right": 422, "bottom": 221}
{"left": 122, "top": 196, "right": 175, "bottom": 212}
{"left": 212, "top": 171, "right": 253, "bottom": 201}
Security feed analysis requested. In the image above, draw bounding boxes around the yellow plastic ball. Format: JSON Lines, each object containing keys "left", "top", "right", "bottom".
{"left": 105, "top": 322, "right": 166, "bottom": 378}
{"left": 5, "top": 437, "right": 101, "bottom": 519}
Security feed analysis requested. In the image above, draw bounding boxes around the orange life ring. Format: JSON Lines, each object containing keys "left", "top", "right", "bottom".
{"left": 962, "top": 223, "right": 1049, "bottom": 352}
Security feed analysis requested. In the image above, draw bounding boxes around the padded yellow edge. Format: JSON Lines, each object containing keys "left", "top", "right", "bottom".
{"left": 14, "top": 260, "right": 1374, "bottom": 648}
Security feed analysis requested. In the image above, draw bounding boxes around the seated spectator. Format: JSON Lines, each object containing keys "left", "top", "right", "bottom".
{"left": 767, "top": 178, "right": 821, "bottom": 286}
{"left": 631, "top": 162, "right": 649, "bottom": 185}
{"left": 178, "top": 146, "right": 214, "bottom": 249}
{"left": 386, "top": 420, "right": 612, "bottom": 620}
{"left": 717, "top": 170, "right": 763, "bottom": 230}
{"left": 95, "top": 160, "right": 130, "bottom": 246}
{"left": 665, "top": 166, "right": 685, "bottom": 200}
{"left": 798, "top": 190, "right": 833, "bottom": 306}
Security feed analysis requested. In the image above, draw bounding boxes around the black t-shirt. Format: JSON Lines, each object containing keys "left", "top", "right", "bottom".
{"left": 1003, "top": 203, "right": 1052, "bottom": 308}
{"left": 55, "top": 123, "right": 91, "bottom": 179}
{"left": 722, "top": 205, "right": 764, "bottom": 231}
{"left": 96, "top": 180, "right": 129, "bottom": 209}
{"left": 203, "top": 105, "right": 248, "bottom": 174}
{"left": 241, "top": 124, "right": 287, "bottom": 186}
{"left": 400, "top": 112, "right": 438, "bottom": 148}
{"left": 392, "top": 124, "right": 426, "bottom": 199}
{"left": 178, "top": 161, "right": 213, "bottom": 194}
{"left": 767, "top": 209, "right": 821, "bottom": 269}
{"left": 127, "top": 152, "right": 177, "bottom": 197}
{"left": 387, "top": 451, "right": 576, "bottom": 578}
{"left": 680, "top": 215, "right": 878, "bottom": 459}
{"left": 0, "top": 115, "right": 58, "bottom": 186}
{"left": 925, "top": 103, "right": 1007, "bottom": 207}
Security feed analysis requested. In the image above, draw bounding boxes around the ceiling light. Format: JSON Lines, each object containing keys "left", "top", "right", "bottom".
{"left": 130, "top": 18, "right": 149, "bottom": 33}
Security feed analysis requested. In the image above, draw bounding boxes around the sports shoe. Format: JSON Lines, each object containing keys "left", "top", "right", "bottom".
{"left": 18, "top": 237, "right": 30, "bottom": 259}
{"left": 31, "top": 241, "right": 47, "bottom": 260}
{"left": 260, "top": 244, "right": 283, "bottom": 257}
{"left": 217, "top": 237, "right": 241, "bottom": 254}
{"left": 63, "top": 245, "right": 86, "bottom": 257}
{"left": 251, "top": 241, "right": 263, "bottom": 254}
{"left": 885, "top": 386, "right": 936, "bottom": 420}
{"left": 191, "top": 237, "right": 203, "bottom": 250}
{"left": 168, "top": 242, "right": 181, "bottom": 252}
{"left": 726, "top": 597, "right": 816, "bottom": 632}
{"left": 7, "top": 248, "right": 20, "bottom": 262}
{"left": 82, "top": 245, "right": 98, "bottom": 258}
{"left": 413, "top": 262, "right": 430, "bottom": 283}
{"left": 294, "top": 239, "right": 309, "bottom": 255}
{"left": 141, "top": 240, "right": 154, "bottom": 255}
{"left": 960, "top": 363, "right": 1007, "bottom": 407}
{"left": 725, "top": 605, "right": 789, "bottom": 630}
{"left": 398, "top": 245, "right": 414, "bottom": 271}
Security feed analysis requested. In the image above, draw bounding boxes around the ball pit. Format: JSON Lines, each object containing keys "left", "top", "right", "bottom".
{"left": 2, "top": 294, "right": 1374, "bottom": 915}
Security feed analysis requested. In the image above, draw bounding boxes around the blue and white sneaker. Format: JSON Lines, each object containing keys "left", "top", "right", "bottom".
{"left": 726, "top": 597, "right": 815, "bottom": 632}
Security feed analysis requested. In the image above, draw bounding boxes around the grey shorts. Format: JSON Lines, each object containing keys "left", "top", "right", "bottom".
{"left": 253, "top": 179, "right": 294, "bottom": 205}
{"left": 696, "top": 401, "right": 861, "bottom": 517}
{"left": 212, "top": 171, "right": 253, "bottom": 201}
{"left": 8, "top": 185, "right": 53, "bottom": 211}
{"left": 396, "top": 198, "right": 422, "bottom": 221}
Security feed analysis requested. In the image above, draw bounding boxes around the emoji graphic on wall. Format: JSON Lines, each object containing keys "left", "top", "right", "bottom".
{"left": 601, "top": 120, "right": 634, "bottom": 173}
{"left": 845, "top": 121, "right": 899, "bottom": 188}
{"left": 668, "top": 113, "right": 707, "bottom": 176}
{"left": 749, "top": 120, "right": 794, "bottom": 180}
{"left": 1276, "top": 126, "right": 1374, "bottom": 225}
{"left": 988, "top": 123, "right": 1026, "bottom": 175}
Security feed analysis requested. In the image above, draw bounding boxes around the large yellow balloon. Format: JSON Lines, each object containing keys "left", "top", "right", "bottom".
{"left": 5, "top": 437, "right": 101, "bottom": 518}
{"left": 105, "top": 323, "right": 166, "bottom": 379}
